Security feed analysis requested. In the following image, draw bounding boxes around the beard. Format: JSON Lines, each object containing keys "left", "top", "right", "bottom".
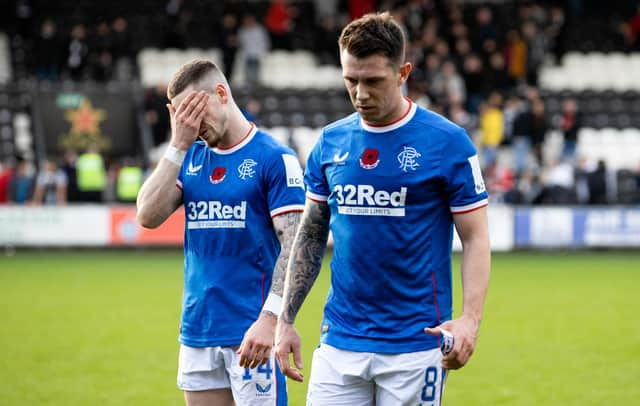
{"left": 199, "top": 123, "right": 224, "bottom": 148}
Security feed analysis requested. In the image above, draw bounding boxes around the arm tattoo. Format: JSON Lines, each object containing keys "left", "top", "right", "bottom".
{"left": 269, "top": 211, "right": 302, "bottom": 297}
{"left": 281, "top": 200, "right": 331, "bottom": 324}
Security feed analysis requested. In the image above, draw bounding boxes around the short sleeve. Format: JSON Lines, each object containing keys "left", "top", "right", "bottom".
{"left": 265, "top": 152, "right": 305, "bottom": 217}
{"left": 442, "top": 128, "right": 489, "bottom": 213}
{"left": 303, "top": 133, "right": 330, "bottom": 202}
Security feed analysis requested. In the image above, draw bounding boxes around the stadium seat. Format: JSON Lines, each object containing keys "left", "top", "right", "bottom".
{"left": 291, "top": 127, "right": 321, "bottom": 166}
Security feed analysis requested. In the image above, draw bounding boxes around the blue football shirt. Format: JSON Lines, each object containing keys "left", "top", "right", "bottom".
{"left": 176, "top": 125, "right": 305, "bottom": 347}
{"left": 305, "top": 100, "right": 488, "bottom": 353}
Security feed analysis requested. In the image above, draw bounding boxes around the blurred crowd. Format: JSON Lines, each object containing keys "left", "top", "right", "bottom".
{"left": 1, "top": 0, "right": 640, "bottom": 205}
{"left": 0, "top": 148, "right": 145, "bottom": 205}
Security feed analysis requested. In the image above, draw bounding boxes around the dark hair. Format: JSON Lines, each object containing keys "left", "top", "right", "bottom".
{"left": 338, "top": 12, "right": 406, "bottom": 66}
{"left": 167, "top": 59, "right": 226, "bottom": 99}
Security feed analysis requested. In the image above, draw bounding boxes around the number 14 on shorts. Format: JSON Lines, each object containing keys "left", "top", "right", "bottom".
{"left": 242, "top": 361, "right": 273, "bottom": 381}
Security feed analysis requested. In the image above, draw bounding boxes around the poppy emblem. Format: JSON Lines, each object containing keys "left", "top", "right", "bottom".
{"left": 210, "top": 167, "right": 226, "bottom": 184}
{"left": 359, "top": 148, "right": 380, "bottom": 169}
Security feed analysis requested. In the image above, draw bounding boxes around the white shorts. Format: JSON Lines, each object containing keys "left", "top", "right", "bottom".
{"left": 177, "top": 344, "right": 287, "bottom": 406}
{"left": 307, "top": 344, "right": 447, "bottom": 406}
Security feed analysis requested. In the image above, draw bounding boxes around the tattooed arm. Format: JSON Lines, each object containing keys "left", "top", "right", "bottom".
{"left": 275, "top": 199, "right": 331, "bottom": 381}
{"left": 237, "top": 211, "right": 302, "bottom": 369}
{"left": 267, "top": 211, "right": 303, "bottom": 299}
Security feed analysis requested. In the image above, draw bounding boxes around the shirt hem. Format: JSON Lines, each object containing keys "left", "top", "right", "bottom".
{"left": 179, "top": 336, "right": 243, "bottom": 348}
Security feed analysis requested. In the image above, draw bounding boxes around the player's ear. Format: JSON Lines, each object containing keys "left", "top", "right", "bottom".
{"left": 398, "top": 62, "right": 412, "bottom": 85}
{"left": 215, "top": 83, "right": 229, "bottom": 104}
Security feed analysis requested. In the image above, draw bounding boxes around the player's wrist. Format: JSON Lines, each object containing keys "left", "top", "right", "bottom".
{"left": 169, "top": 138, "right": 191, "bottom": 152}
{"left": 460, "top": 312, "right": 482, "bottom": 328}
{"left": 164, "top": 144, "right": 187, "bottom": 166}
{"left": 261, "top": 293, "right": 283, "bottom": 317}
{"left": 260, "top": 310, "right": 278, "bottom": 320}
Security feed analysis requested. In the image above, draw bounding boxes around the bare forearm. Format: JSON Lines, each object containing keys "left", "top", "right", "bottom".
{"left": 136, "top": 159, "right": 182, "bottom": 228}
{"left": 460, "top": 232, "right": 491, "bottom": 324}
{"left": 281, "top": 201, "right": 330, "bottom": 324}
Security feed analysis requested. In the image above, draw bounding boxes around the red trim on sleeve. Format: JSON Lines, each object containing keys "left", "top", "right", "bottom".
{"left": 452, "top": 202, "right": 488, "bottom": 215}
{"left": 270, "top": 208, "right": 304, "bottom": 218}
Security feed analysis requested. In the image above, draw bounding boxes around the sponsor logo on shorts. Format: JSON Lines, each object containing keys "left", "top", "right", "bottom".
{"left": 256, "top": 383, "right": 272, "bottom": 393}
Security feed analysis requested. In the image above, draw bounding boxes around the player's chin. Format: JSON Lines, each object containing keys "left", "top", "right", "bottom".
{"left": 358, "top": 109, "right": 380, "bottom": 122}
{"left": 204, "top": 137, "right": 220, "bottom": 148}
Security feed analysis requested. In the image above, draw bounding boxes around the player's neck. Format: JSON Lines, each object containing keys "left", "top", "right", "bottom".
{"left": 365, "top": 97, "right": 411, "bottom": 127}
{"left": 218, "top": 109, "right": 253, "bottom": 149}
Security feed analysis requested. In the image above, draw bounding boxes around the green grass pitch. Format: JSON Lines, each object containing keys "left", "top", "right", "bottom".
{"left": 1, "top": 250, "right": 639, "bottom": 405}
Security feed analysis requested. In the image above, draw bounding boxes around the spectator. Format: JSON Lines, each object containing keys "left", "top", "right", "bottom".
{"left": 7, "top": 158, "right": 34, "bottom": 204}
{"left": 91, "top": 21, "right": 114, "bottom": 82}
{"left": 559, "top": 98, "right": 581, "bottom": 163}
{"left": 502, "top": 93, "right": 524, "bottom": 145}
{"left": 34, "top": 19, "right": 61, "bottom": 81}
{"left": 478, "top": 91, "right": 504, "bottom": 169}
{"left": 163, "top": 0, "right": 187, "bottom": 48}
{"left": 65, "top": 24, "right": 89, "bottom": 81}
{"left": 76, "top": 146, "right": 106, "bottom": 202}
{"left": 111, "top": 17, "right": 134, "bottom": 81}
{"left": 316, "top": 14, "right": 342, "bottom": 66}
{"left": 144, "top": 84, "right": 171, "bottom": 147}
{"left": 265, "top": 0, "right": 295, "bottom": 50}
{"left": 587, "top": 160, "right": 608, "bottom": 204}
{"left": 622, "top": 4, "right": 640, "bottom": 51}
{"left": 504, "top": 29, "right": 527, "bottom": 85}
{"left": 537, "top": 158, "right": 577, "bottom": 204}
{"left": 471, "top": 6, "right": 498, "bottom": 54}
{"left": 448, "top": 96, "right": 476, "bottom": 135}
{"left": 0, "top": 159, "right": 12, "bottom": 203}
{"left": 31, "top": 159, "right": 67, "bottom": 205}
{"left": 116, "top": 158, "right": 143, "bottom": 203}
{"left": 431, "top": 59, "right": 466, "bottom": 106}
{"left": 461, "top": 53, "right": 485, "bottom": 113}
{"left": 219, "top": 13, "right": 239, "bottom": 80}
{"left": 238, "top": 14, "right": 270, "bottom": 87}
{"left": 546, "top": 6, "right": 567, "bottom": 64}
{"left": 522, "top": 21, "right": 546, "bottom": 86}
{"left": 61, "top": 150, "right": 80, "bottom": 202}
{"left": 347, "top": 0, "right": 376, "bottom": 21}
{"left": 507, "top": 167, "right": 543, "bottom": 204}
{"left": 485, "top": 51, "right": 510, "bottom": 93}
{"left": 512, "top": 96, "right": 547, "bottom": 173}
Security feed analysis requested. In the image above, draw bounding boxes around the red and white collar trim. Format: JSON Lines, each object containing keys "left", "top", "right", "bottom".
{"left": 212, "top": 123, "right": 258, "bottom": 155}
{"left": 360, "top": 98, "right": 416, "bottom": 133}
